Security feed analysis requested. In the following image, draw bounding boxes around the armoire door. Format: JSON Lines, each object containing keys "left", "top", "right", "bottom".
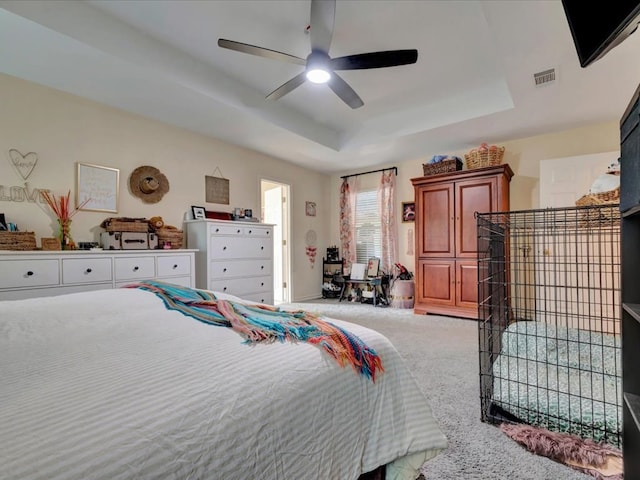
{"left": 455, "top": 177, "right": 497, "bottom": 258}
{"left": 417, "top": 183, "right": 455, "bottom": 257}
{"left": 456, "top": 259, "right": 479, "bottom": 310}
{"left": 416, "top": 259, "right": 455, "bottom": 308}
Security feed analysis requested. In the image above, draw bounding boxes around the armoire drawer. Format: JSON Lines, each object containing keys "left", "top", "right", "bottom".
{"left": 0, "top": 259, "right": 60, "bottom": 289}
{"left": 62, "top": 257, "right": 113, "bottom": 284}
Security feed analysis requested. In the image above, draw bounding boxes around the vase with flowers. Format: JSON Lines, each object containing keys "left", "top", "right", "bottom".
{"left": 41, "top": 190, "right": 90, "bottom": 250}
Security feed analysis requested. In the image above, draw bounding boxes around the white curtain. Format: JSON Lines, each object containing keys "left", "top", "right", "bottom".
{"left": 339, "top": 177, "right": 358, "bottom": 267}
{"left": 378, "top": 170, "right": 397, "bottom": 275}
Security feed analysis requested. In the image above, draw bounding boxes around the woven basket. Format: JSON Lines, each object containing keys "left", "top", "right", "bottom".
{"left": 465, "top": 145, "right": 505, "bottom": 169}
{"left": 575, "top": 186, "right": 620, "bottom": 206}
{"left": 101, "top": 217, "right": 149, "bottom": 233}
{"left": 156, "top": 228, "right": 183, "bottom": 249}
{"left": 423, "top": 158, "right": 463, "bottom": 176}
{"left": 0, "top": 231, "right": 37, "bottom": 251}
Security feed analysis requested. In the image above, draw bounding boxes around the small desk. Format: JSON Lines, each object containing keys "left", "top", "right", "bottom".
{"left": 335, "top": 275, "right": 389, "bottom": 306}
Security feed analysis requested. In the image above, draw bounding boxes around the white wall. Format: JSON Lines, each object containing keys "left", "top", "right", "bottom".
{"left": 0, "top": 73, "right": 329, "bottom": 301}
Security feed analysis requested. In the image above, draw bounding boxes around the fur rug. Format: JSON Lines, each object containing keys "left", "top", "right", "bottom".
{"left": 500, "top": 423, "right": 623, "bottom": 480}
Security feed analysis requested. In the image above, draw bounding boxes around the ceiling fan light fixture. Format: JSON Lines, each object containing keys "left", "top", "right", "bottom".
{"left": 306, "top": 68, "right": 331, "bottom": 84}
{"left": 306, "top": 51, "right": 331, "bottom": 84}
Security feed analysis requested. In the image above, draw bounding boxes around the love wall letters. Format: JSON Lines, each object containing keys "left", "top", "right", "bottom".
{"left": 2, "top": 149, "right": 49, "bottom": 203}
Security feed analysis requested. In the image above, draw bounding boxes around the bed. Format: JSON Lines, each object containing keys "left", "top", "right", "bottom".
{"left": 0, "top": 282, "right": 447, "bottom": 480}
{"left": 490, "top": 321, "right": 621, "bottom": 447}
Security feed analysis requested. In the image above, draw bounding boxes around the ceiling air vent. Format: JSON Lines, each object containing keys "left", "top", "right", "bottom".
{"left": 533, "top": 68, "right": 556, "bottom": 86}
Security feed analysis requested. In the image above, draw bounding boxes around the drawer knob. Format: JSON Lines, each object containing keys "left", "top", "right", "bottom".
{"left": 223, "top": 268, "right": 227, "bottom": 272}
{"left": 223, "top": 287, "right": 227, "bottom": 291}
{"left": 261, "top": 282, "right": 264, "bottom": 286}
{"left": 237, "top": 229, "right": 241, "bottom": 233}
{"left": 261, "top": 265, "right": 264, "bottom": 270}
{"left": 173, "top": 264, "right": 178, "bottom": 269}
{"left": 248, "top": 230, "right": 252, "bottom": 234}
{"left": 261, "top": 246, "right": 264, "bottom": 250}
{"left": 223, "top": 246, "right": 227, "bottom": 250}
{"left": 133, "top": 266, "right": 139, "bottom": 271}
{"left": 26, "top": 271, "right": 34, "bottom": 276}
{"left": 215, "top": 228, "right": 220, "bottom": 232}
{"left": 86, "top": 268, "right": 92, "bottom": 273}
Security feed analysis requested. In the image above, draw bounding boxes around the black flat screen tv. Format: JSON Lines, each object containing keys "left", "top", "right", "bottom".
{"left": 562, "top": 0, "right": 640, "bottom": 68}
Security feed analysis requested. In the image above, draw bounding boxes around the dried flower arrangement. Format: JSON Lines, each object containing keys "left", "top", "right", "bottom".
{"left": 40, "top": 190, "right": 90, "bottom": 249}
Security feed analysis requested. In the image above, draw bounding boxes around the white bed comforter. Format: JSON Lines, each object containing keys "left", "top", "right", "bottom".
{"left": 0, "top": 288, "right": 446, "bottom": 480}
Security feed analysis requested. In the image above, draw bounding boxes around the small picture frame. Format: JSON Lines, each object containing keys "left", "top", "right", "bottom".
{"left": 191, "top": 205, "right": 206, "bottom": 220}
{"left": 350, "top": 263, "right": 367, "bottom": 280}
{"left": 305, "top": 201, "right": 317, "bottom": 217}
{"left": 402, "top": 201, "right": 416, "bottom": 223}
{"left": 367, "top": 257, "right": 380, "bottom": 278}
{"left": 41, "top": 237, "right": 61, "bottom": 251}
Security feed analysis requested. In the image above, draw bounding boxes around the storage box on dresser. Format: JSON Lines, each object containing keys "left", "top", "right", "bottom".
{"left": 0, "top": 250, "right": 197, "bottom": 300}
{"left": 411, "top": 164, "right": 513, "bottom": 319}
{"left": 186, "top": 220, "right": 274, "bottom": 304}
{"left": 620, "top": 83, "right": 640, "bottom": 478}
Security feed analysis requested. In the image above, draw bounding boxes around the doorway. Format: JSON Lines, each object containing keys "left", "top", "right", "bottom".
{"left": 261, "top": 180, "right": 291, "bottom": 304}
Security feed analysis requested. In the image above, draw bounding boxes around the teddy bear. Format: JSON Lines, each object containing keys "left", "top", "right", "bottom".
{"left": 148, "top": 216, "right": 164, "bottom": 231}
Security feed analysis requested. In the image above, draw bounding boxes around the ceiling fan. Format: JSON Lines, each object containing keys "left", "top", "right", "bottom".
{"left": 217, "top": 0, "right": 418, "bottom": 109}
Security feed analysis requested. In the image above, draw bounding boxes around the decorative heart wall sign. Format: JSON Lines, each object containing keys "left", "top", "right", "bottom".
{"left": 9, "top": 149, "right": 38, "bottom": 180}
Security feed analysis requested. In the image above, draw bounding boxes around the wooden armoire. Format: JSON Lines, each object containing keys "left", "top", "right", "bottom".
{"left": 411, "top": 164, "right": 513, "bottom": 319}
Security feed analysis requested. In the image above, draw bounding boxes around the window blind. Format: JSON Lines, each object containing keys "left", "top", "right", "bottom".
{"left": 355, "top": 188, "right": 381, "bottom": 263}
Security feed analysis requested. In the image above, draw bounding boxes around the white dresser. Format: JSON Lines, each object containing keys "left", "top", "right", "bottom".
{"left": 186, "top": 219, "right": 274, "bottom": 304}
{"left": 0, "top": 249, "right": 197, "bottom": 300}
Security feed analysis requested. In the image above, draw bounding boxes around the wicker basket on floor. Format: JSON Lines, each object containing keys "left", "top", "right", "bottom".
{"left": 465, "top": 144, "right": 505, "bottom": 169}
{"left": 155, "top": 227, "right": 183, "bottom": 249}
{"left": 0, "top": 231, "right": 37, "bottom": 251}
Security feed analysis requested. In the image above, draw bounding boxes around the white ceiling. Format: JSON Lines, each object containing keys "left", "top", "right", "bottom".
{"left": 1, "top": 0, "right": 639, "bottom": 174}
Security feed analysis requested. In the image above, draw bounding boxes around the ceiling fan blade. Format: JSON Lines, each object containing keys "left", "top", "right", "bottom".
{"left": 331, "top": 50, "right": 418, "bottom": 70}
{"left": 266, "top": 72, "right": 307, "bottom": 101}
{"left": 328, "top": 73, "right": 364, "bottom": 109}
{"left": 218, "top": 38, "right": 306, "bottom": 66}
{"left": 309, "top": 0, "right": 335, "bottom": 53}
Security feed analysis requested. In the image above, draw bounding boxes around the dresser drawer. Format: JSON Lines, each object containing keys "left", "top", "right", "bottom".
{"left": 114, "top": 256, "right": 156, "bottom": 281}
{"left": 209, "top": 275, "right": 272, "bottom": 296}
{"left": 242, "top": 291, "right": 274, "bottom": 305}
{"left": 209, "top": 224, "right": 244, "bottom": 236}
{"left": 0, "top": 259, "right": 60, "bottom": 289}
{"left": 244, "top": 226, "right": 271, "bottom": 237}
{"left": 210, "top": 259, "right": 273, "bottom": 278}
{"left": 157, "top": 255, "right": 192, "bottom": 277}
{"left": 209, "top": 237, "right": 272, "bottom": 259}
{"left": 62, "top": 258, "right": 113, "bottom": 284}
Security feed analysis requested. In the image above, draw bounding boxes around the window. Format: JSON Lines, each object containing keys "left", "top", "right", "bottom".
{"left": 354, "top": 188, "right": 381, "bottom": 263}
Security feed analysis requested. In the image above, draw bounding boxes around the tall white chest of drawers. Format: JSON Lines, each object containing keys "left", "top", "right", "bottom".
{"left": 0, "top": 249, "right": 197, "bottom": 300}
{"left": 186, "top": 219, "right": 274, "bottom": 304}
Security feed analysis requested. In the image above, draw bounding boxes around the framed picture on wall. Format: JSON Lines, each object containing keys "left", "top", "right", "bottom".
{"left": 402, "top": 201, "right": 416, "bottom": 222}
{"left": 77, "top": 163, "right": 120, "bottom": 213}
{"left": 305, "top": 201, "right": 317, "bottom": 217}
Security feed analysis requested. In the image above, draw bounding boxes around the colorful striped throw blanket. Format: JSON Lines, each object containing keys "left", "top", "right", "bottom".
{"left": 128, "top": 281, "right": 383, "bottom": 381}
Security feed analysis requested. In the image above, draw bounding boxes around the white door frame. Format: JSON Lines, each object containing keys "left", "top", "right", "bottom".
{"left": 261, "top": 179, "right": 291, "bottom": 304}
